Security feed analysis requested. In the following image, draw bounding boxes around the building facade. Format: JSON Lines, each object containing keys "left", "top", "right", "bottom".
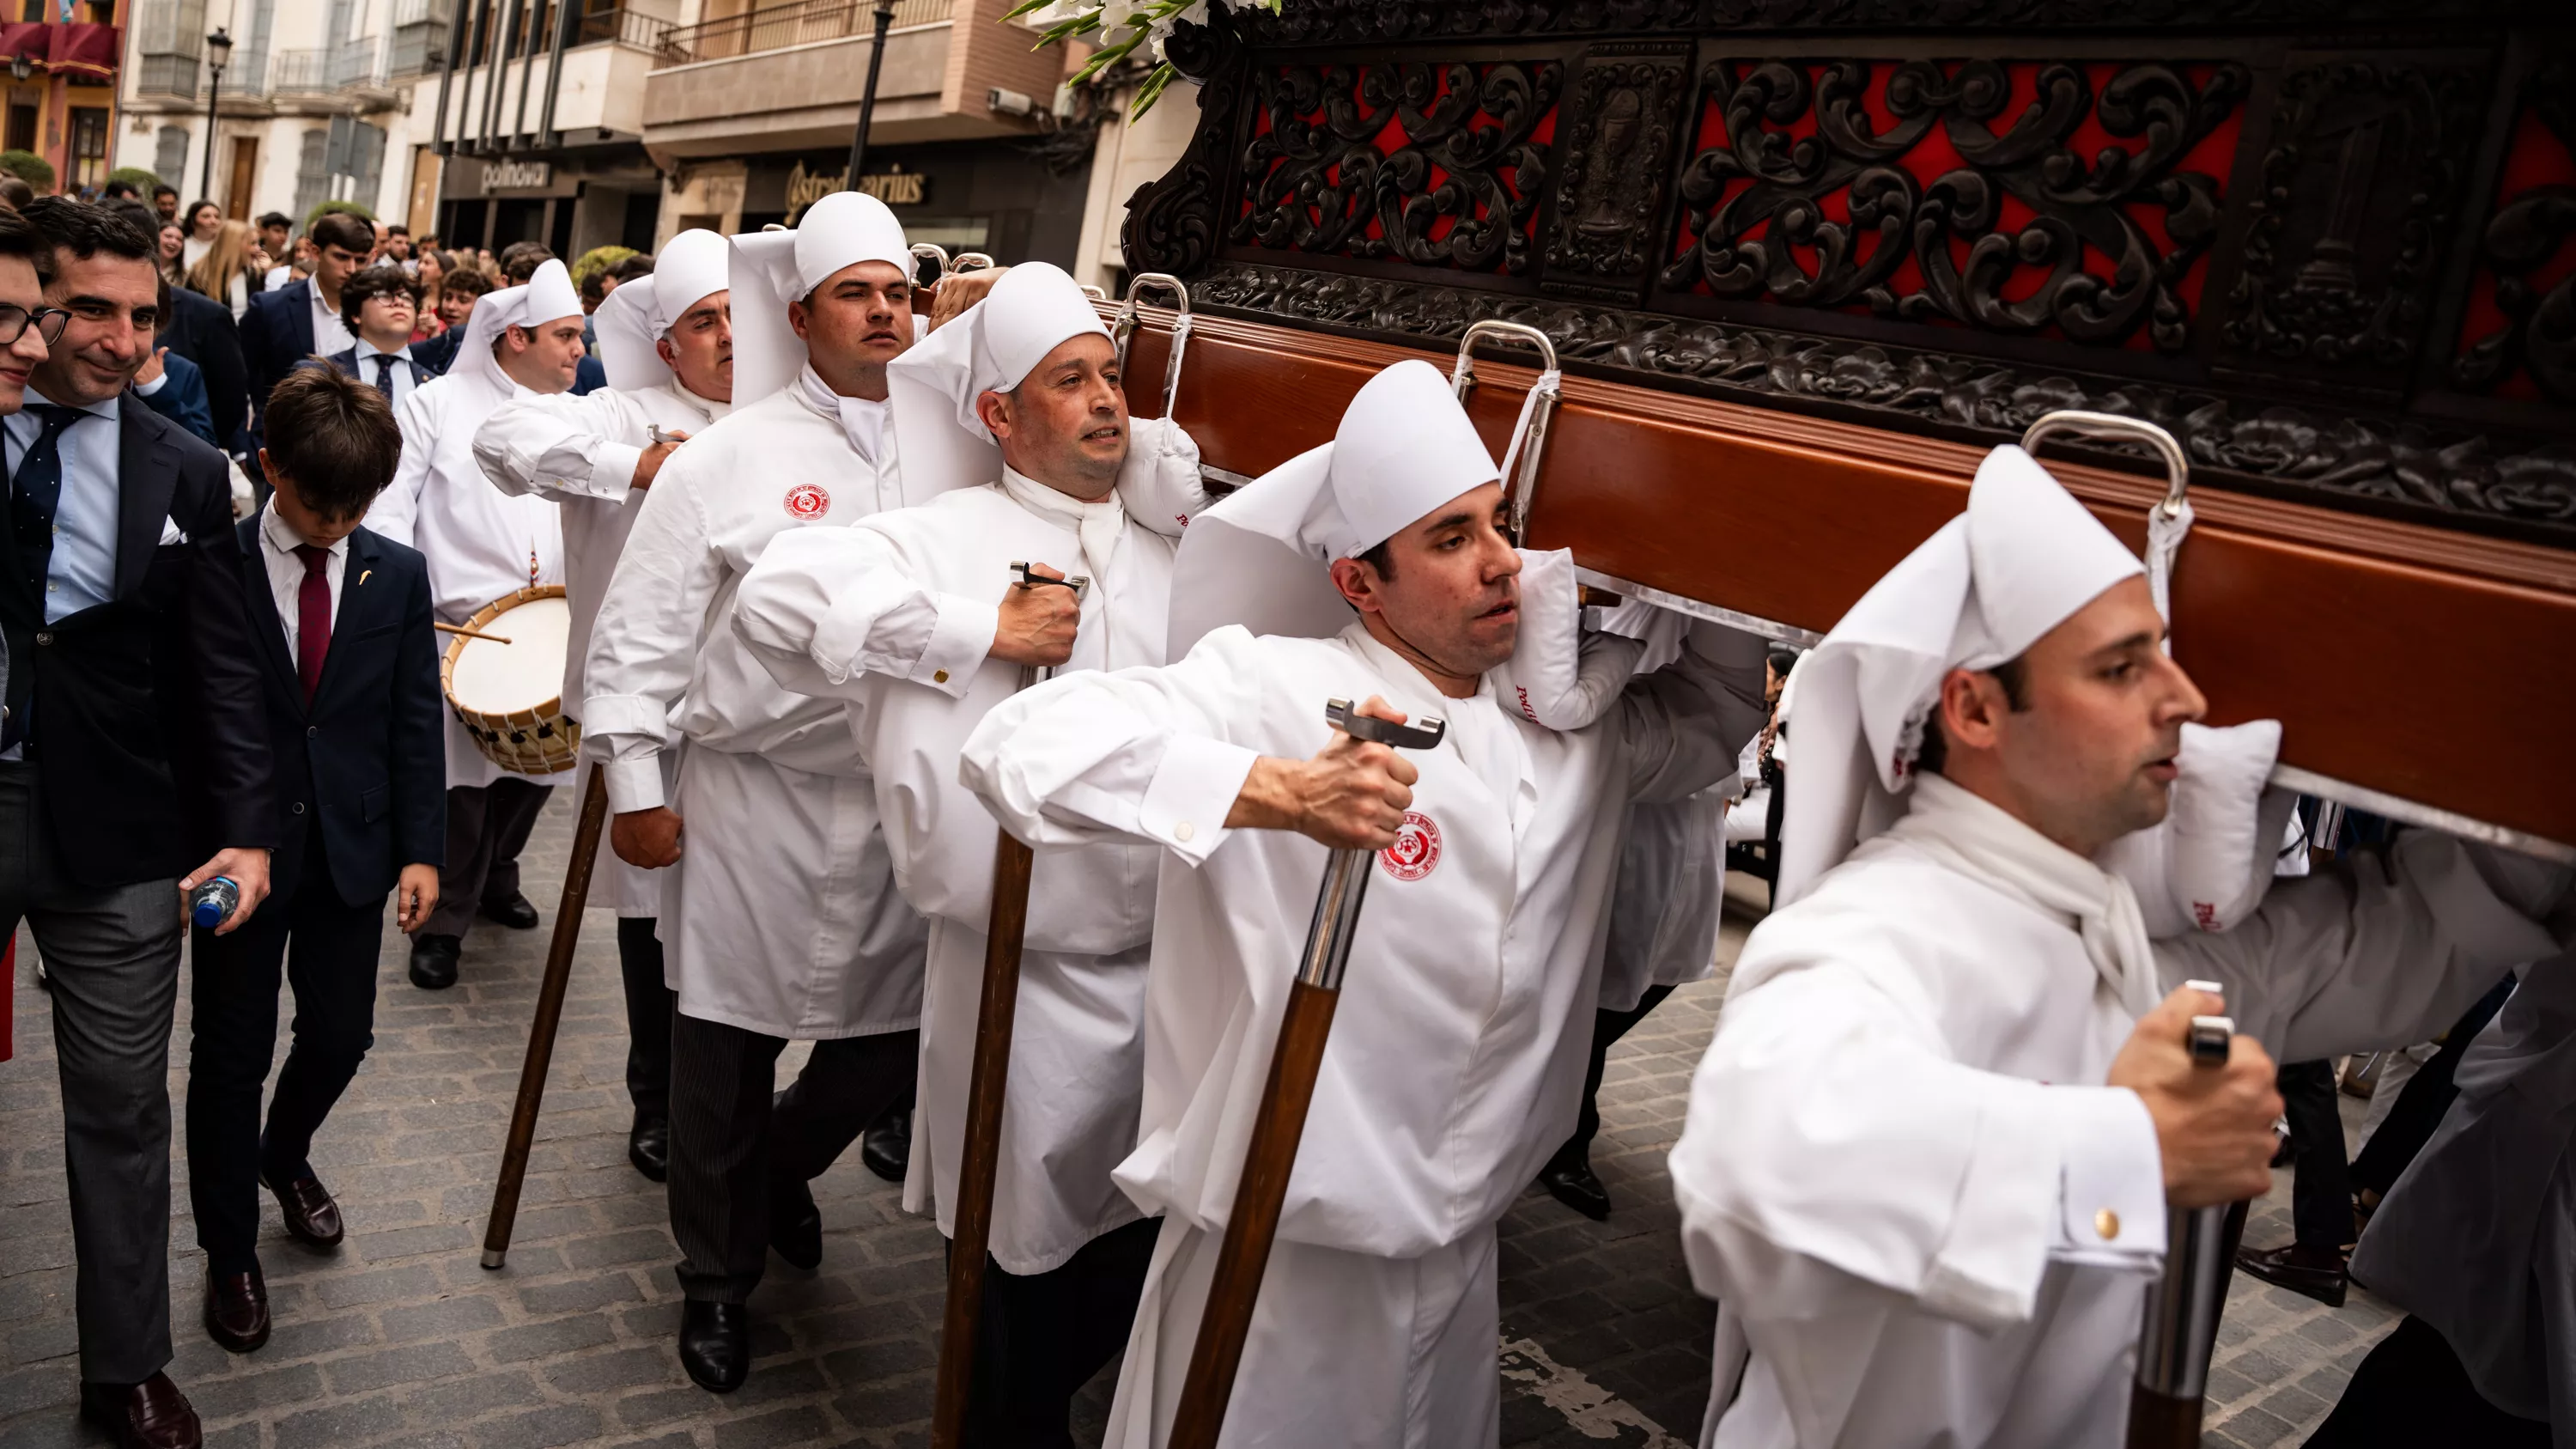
{"left": 3, "top": 0, "right": 125, "bottom": 198}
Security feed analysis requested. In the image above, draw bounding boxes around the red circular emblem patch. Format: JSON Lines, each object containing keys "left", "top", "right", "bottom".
{"left": 784, "top": 483, "right": 830, "bottom": 520}
{"left": 1380, "top": 810, "right": 1441, "bottom": 882}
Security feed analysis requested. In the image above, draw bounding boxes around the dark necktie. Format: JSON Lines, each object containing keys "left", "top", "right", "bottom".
{"left": 371, "top": 353, "right": 398, "bottom": 399}
{"left": 8, "top": 404, "right": 85, "bottom": 599}
{"left": 295, "top": 543, "right": 331, "bottom": 705}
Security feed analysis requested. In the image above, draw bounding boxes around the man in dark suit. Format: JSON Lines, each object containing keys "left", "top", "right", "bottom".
{"left": 238, "top": 211, "right": 373, "bottom": 436}
{"left": 102, "top": 202, "right": 251, "bottom": 456}
{"left": 187, "top": 364, "right": 443, "bottom": 1355}
{"left": 1, "top": 198, "right": 276, "bottom": 1449}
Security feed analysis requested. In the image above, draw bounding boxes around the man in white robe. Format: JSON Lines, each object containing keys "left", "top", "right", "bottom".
{"left": 956, "top": 359, "right": 1771, "bottom": 1448}
{"left": 579, "top": 192, "right": 935, "bottom": 1393}
{"left": 471, "top": 229, "right": 734, "bottom": 1184}
{"left": 1668, "top": 445, "right": 2573, "bottom": 1449}
{"left": 363, "top": 260, "right": 577, "bottom": 991}
{"left": 734, "top": 259, "right": 1206, "bottom": 1440}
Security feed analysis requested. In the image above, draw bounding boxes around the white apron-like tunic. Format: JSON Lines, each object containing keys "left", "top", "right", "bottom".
{"left": 580, "top": 380, "right": 929, "bottom": 1039}
{"left": 1672, "top": 779, "right": 2568, "bottom": 1449}
{"left": 733, "top": 477, "right": 1178, "bottom": 1273}
{"left": 2349, "top": 950, "right": 2576, "bottom": 1440}
{"left": 365, "top": 367, "right": 567, "bottom": 792}
{"left": 958, "top": 620, "right": 1767, "bottom": 1447}
{"left": 475, "top": 380, "right": 730, "bottom": 916}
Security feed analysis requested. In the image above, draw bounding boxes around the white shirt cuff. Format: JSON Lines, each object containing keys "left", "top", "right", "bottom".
{"left": 604, "top": 755, "right": 669, "bottom": 813}
{"left": 135, "top": 369, "right": 169, "bottom": 397}
{"left": 910, "top": 593, "right": 999, "bottom": 697}
{"left": 2046, "top": 1086, "right": 2169, "bottom": 1268}
{"left": 1137, "top": 734, "right": 1259, "bottom": 865}
{"left": 591, "top": 442, "right": 646, "bottom": 498}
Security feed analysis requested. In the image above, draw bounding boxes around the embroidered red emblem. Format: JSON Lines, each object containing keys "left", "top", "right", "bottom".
{"left": 1380, "top": 811, "right": 1441, "bottom": 882}
{"left": 2191, "top": 901, "right": 2220, "bottom": 931}
{"left": 784, "top": 483, "right": 830, "bottom": 520}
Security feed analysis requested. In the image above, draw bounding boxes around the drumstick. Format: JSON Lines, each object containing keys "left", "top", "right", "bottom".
{"left": 436, "top": 622, "right": 514, "bottom": 644}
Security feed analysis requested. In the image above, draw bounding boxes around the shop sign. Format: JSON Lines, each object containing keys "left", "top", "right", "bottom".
{"left": 480, "top": 159, "right": 554, "bottom": 194}
{"left": 786, "top": 160, "right": 929, "bottom": 220}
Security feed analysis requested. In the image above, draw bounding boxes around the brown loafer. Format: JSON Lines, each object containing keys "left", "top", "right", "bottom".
{"left": 204, "top": 1267, "right": 270, "bottom": 1353}
{"left": 262, "top": 1169, "right": 344, "bottom": 1249}
{"left": 2234, "top": 1240, "right": 2348, "bottom": 1308}
{"left": 79, "top": 1372, "right": 203, "bottom": 1449}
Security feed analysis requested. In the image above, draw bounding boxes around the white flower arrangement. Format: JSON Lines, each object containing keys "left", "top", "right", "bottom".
{"left": 1005, "top": 0, "right": 1278, "bottom": 116}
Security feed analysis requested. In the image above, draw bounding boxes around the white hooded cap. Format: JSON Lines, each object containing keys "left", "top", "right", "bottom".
{"left": 453, "top": 258, "right": 584, "bottom": 394}
{"left": 727, "top": 192, "right": 912, "bottom": 404}
{"left": 1773, "top": 444, "right": 2147, "bottom": 904}
{"left": 1167, "top": 358, "right": 1500, "bottom": 658}
{"left": 593, "top": 228, "right": 732, "bottom": 394}
{"left": 885, "top": 261, "right": 1109, "bottom": 494}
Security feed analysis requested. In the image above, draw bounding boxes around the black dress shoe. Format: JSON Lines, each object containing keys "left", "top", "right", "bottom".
{"left": 860, "top": 1106, "right": 909, "bottom": 1184}
{"left": 1538, "top": 1160, "right": 1613, "bottom": 1221}
{"left": 677, "top": 1300, "right": 750, "bottom": 1392}
{"left": 769, "top": 1176, "right": 823, "bottom": 1270}
{"left": 79, "top": 1372, "right": 203, "bottom": 1448}
{"left": 628, "top": 1115, "right": 669, "bottom": 1183}
{"left": 203, "top": 1267, "right": 270, "bottom": 1353}
{"left": 480, "top": 892, "right": 540, "bottom": 929}
{"left": 408, "top": 933, "right": 460, "bottom": 989}
{"left": 2235, "top": 1241, "right": 2348, "bottom": 1308}
{"left": 262, "top": 1169, "right": 346, "bottom": 1248}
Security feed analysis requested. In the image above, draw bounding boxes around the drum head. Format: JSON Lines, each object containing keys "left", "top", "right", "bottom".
{"left": 449, "top": 595, "right": 573, "bottom": 715}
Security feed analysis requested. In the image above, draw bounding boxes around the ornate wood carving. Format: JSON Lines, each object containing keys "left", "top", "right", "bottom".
{"left": 1230, "top": 58, "right": 1564, "bottom": 277}
{"left": 1662, "top": 58, "right": 2246, "bottom": 352}
{"left": 2451, "top": 55, "right": 2576, "bottom": 406}
{"left": 1123, "top": 3, "right": 2576, "bottom": 546}
{"left": 1541, "top": 43, "right": 1692, "bottom": 303}
{"left": 2217, "top": 58, "right": 2488, "bottom": 393}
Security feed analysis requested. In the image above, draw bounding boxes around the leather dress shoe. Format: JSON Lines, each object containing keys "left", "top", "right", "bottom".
{"left": 203, "top": 1267, "right": 270, "bottom": 1353}
{"left": 678, "top": 1300, "right": 750, "bottom": 1392}
{"left": 628, "top": 1115, "right": 669, "bottom": 1183}
{"left": 1538, "top": 1160, "right": 1613, "bottom": 1221}
{"left": 860, "top": 1106, "right": 909, "bottom": 1184}
{"left": 481, "top": 892, "right": 540, "bottom": 929}
{"left": 408, "top": 933, "right": 460, "bottom": 989}
{"left": 263, "top": 1169, "right": 345, "bottom": 1249}
{"left": 2235, "top": 1241, "right": 2348, "bottom": 1308}
{"left": 79, "top": 1372, "right": 202, "bottom": 1449}
{"left": 770, "top": 1176, "right": 823, "bottom": 1270}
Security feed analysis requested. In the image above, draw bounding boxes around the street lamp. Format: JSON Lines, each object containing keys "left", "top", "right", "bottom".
{"left": 842, "top": 0, "right": 893, "bottom": 201}
{"left": 199, "top": 27, "right": 232, "bottom": 200}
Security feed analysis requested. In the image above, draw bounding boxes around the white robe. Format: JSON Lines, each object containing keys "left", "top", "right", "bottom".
{"left": 959, "top": 619, "right": 1768, "bottom": 1447}
{"left": 1672, "top": 779, "right": 2568, "bottom": 1449}
{"left": 2349, "top": 951, "right": 2576, "bottom": 1440}
{"left": 474, "top": 380, "right": 731, "bottom": 917}
{"left": 580, "top": 382, "right": 927, "bottom": 1039}
{"left": 732, "top": 477, "right": 1178, "bottom": 1273}
{"left": 365, "top": 367, "right": 567, "bottom": 792}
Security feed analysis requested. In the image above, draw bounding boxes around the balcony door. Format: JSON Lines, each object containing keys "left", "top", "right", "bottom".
{"left": 225, "top": 137, "right": 258, "bottom": 219}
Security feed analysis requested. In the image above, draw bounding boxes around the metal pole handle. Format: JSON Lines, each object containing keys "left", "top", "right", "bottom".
{"left": 1113, "top": 271, "right": 1191, "bottom": 418}
{"left": 1449, "top": 320, "right": 1563, "bottom": 544}
{"left": 2127, "top": 981, "right": 2236, "bottom": 1447}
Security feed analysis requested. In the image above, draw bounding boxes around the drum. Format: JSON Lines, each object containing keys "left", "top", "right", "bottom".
{"left": 442, "top": 585, "right": 580, "bottom": 776}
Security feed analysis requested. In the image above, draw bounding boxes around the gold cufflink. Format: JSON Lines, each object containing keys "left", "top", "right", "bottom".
{"left": 933, "top": 669, "right": 949, "bottom": 684}
{"left": 2094, "top": 1209, "right": 2120, "bottom": 1241}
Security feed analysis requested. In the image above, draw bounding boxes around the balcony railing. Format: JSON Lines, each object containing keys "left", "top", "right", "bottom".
{"left": 652, "top": 0, "right": 947, "bottom": 68}
{"left": 265, "top": 46, "right": 326, "bottom": 92}
{"left": 326, "top": 34, "right": 385, "bottom": 87}
{"left": 579, "top": 5, "right": 675, "bottom": 49}
{"left": 136, "top": 49, "right": 197, "bottom": 97}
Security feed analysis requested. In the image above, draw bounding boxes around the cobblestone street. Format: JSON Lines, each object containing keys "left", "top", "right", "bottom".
{"left": 5, "top": 795, "right": 2392, "bottom": 1447}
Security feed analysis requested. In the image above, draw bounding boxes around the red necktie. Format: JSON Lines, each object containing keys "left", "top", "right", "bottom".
{"left": 294, "top": 543, "right": 331, "bottom": 705}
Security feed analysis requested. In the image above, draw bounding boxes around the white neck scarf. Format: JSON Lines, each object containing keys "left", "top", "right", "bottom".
{"left": 999, "top": 465, "right": 1123, "bottom": 650}
{"left": 1874, "top": 772, "right": 2163, "bottom": 1020}
{"left": 798, "top": 363, "right": 890, "bottom": 465}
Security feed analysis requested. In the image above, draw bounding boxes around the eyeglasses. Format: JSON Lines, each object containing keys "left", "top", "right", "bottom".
{"left": 0, "top": 305, "right": 71, "bottom": 347}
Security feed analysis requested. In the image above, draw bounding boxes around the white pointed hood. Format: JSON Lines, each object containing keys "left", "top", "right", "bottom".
{"left": 452, "top": 258, "right": 583, "bottom": 395}
{"left": 727, "top": 191, "right": 911, "bottom": 404}
{"left": 593, "top": 228, "right": 731, "bottom": 395}
{"left": 886, "top": 260, "right": 1109, "bottom": 496}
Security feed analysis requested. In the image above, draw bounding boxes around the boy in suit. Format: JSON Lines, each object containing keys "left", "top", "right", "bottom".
{"left": 185, "top": 363, "right": 445, "bottom": 1355}
{"left": 309, "top": 264, "right": 431, "bottom": 410}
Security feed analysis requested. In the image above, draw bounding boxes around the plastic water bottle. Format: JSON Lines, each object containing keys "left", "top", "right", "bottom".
{"left": 189, "top": 876, "right": 240, "bottom": 928}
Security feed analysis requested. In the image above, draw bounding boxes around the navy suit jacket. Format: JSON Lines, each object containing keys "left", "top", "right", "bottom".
{"left": 232, "top": 516, "right": 446, "bottom": 904}
{"left": 313, "top": 345, "right": 433, "bottom": 393}
{"left": 132, "top": 351, "right": 216, "bottom": 445}
{"left": 161, "top": 285, "right": 251, "bottom": 452}
{"left": 240, "top": 277, "right": 320, "bottom": 432}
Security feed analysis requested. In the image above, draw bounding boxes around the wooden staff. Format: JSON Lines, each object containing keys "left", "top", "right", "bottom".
{"left": 1169, "top": 700, "right": 1449, "bottom": 1449}
{"left": 929, "top": 564, "right": 1086, "bottom": 1448}
{"left": 480, "top": 760, "right": 611, "bottom": 1269}
{"left": 2125, "top": 982, "right": 2239, "bottom": 1446}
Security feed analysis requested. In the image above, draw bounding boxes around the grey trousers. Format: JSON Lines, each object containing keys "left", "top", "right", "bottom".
{"left": 0, "top": 762, "right": 183, "bottom": 1385}
{"left": 422, "top": 778, "right": 552, "bottom": 939}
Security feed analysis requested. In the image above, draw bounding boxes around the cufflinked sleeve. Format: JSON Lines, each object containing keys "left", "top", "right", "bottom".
{"left": 733, "top": 524, "right": 981, "bottom": 700}
{"left": 473, "top": 390, "right": 649, "bottom": 502}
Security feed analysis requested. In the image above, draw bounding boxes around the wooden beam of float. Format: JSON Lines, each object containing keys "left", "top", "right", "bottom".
{"left": 1107, "top": 306, "right": 2576, "bottom": 855}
